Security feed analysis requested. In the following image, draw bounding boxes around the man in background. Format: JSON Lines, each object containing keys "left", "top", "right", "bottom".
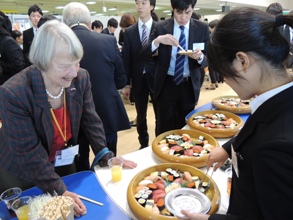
{"left": 101, "top": 18, "right": 118, "bottom": 36}
{"left": 142, "top": 0, "right": 210, "bottom": 135}
{"left": 122, "top": 0, "right": 157, "bottom": 149}
{"left": 23, "top": 4, "right": 42, "bottom": 63}
{"left": 63, "top": 2, "right": 130, "bottom": 171}
{"left": 91, "top": 20, "right": 103, "bottom": 33}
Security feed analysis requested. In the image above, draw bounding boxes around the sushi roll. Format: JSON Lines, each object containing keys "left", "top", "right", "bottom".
{"left": 141, "top": 194, "right": 149, "bottom": 200}
{"left": 138, "top": 198, "right": 146, "bottom": 206}
{"left": 202, "top": 181, "right": 209, "bottom": 189}
{"left": 145, "top": 190, "right": 153, "bottom": 199}
{"left": 145, "top": 199, "right": 154, "bottom": 211}
{"left": 166, "top": 168, "right": 173, "bottom": 174}
{"left": 134, "top": 193, "right": 141, "bottom": 201}
{"left": 173, "top": 173, "right": 180, "bottom": 179}
{"left": 174, "top": 147, "right": 184, "bottom": 155}
{"left": 138, "top": 189, "right": 146, "bottom": 195}
{"left": 193, "top": 153, "right": 200, "bottom": 157}
{"left": 198, "top": 135, "right": 204, "bottom": 141}
{"left": 142, "top": 186, "right": 149, "bottom": 191}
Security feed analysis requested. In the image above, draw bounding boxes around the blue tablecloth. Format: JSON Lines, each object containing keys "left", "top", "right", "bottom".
{"left": 0, "top": 171, "right": 131, "bottom": 220}
{"left": 185, "top": 102, "right": 250, "bottom": 122}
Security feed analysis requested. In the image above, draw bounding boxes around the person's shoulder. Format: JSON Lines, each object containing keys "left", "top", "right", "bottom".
{"left": 101, "top": 28, "right": 108, "bottom": 34}
{"left": 127, "top": 23, "right": 138, "bottom": 31}
{"left": 1, "top": 66, "right": 35, "bottom": 91}
{"left": 190, "top": 18, "right": 208, "bottom": 28}
{"left": 23, "top": 27, "right": 33, "bottom": 34}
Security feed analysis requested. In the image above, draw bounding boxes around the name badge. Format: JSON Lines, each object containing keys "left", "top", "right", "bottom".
{"left": 54, "top": 145, "right": 79, "bottom": 167}
{"left": 193, "top": 42, "right": 205, "bottom": 51}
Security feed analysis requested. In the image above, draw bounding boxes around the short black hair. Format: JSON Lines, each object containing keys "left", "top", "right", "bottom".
{"left": 207, "top": 7, "right": 292, "bottom": 80}
{"left": 266, "top": 2, "right": 283, "bottom": 16}
{"left": 171, "top": 0, "right": 197, "bottom": 12}
{"left": 209, "top": 19, "right": 219, "bottom": 29}
{"left": 28, "top": 4, "right": 43, "bottom": 16}
{"left": 191, "top": 12, "right": 201, "bottom": 20}
{"left": 11, "top": 30, "right": 22, "bottom": 40}
{"left": 107, "top": 18, "right": 118, "bottom": 28}
{"left": 92, "top": 20, "right": 103, "bottom": 30}
{"left": 0, "top": 11, "right": 12, "bottom": 33}
{"left": 37, "top": 15, "right": 57, "bottom": 28}
{"left": 151, "top": 11, "right": 159, "bottom": 22}
{"left": 135, "top": 0, "right": 156, "bottom": 11}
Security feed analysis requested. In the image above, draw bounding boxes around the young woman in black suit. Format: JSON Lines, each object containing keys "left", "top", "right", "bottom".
{"left": 179, "top": 7, "right": 293, "bottom": 220}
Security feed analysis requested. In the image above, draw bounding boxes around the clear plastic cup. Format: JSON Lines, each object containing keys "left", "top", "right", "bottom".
{"left": 108, "top": 157, "right": 123, "bottom": 182}
{"left": 11, "top": 196, "right": 31, "bottom": 220}
{"left": 0, "top": 187, "right": 22, "bottom": 215}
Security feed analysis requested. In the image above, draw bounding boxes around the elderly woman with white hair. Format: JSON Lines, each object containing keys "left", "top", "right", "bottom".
{"left": 0, "top": 20, "right": 136, "bottom": 217}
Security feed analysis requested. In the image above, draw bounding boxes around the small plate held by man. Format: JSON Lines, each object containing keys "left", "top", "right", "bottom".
{"left": 177, "top": 49, "right": 195, "bottom": 55}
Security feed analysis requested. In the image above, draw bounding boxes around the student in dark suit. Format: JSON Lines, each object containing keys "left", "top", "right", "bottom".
{"left": 0, "top": 13, "right": 25, "bottom": 85}
{"left": 101, "top": 18, "right": 118, "bottom": 36}
{"left": 23, "top": 4, "right": 42, "bottom": 63}
{"left": 62, "top": 2, "right": 130, "bottom": 170}
{"left": 91, "top": 20, "right": 103, "bottom": 33}
{"left": 0, "top": 20, "right": 136, "bottom": 217}
{"left": 143, "top": 0, "right": 209, "bottom": 136}
{"left": 122, "top": 0, "right": 157, "bottom": 149}
{"left": 180, "top": 8, "right": 293, "bottom": 220}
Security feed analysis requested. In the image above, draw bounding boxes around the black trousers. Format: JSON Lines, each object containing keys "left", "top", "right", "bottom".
{"left": 133, "top": 75, "right": 157, "bottom": 148}
{"left": 156, "top": 75, "right": 196, "bottom": 136}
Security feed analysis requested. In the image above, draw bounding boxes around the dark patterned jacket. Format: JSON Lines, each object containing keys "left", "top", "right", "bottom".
{"left": 0, "top": 66, "right": 113, "bottom": 194}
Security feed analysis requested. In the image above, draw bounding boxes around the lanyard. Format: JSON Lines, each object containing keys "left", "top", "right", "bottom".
{"left": 49, "top": 92, "right": 67, "bottom": 147}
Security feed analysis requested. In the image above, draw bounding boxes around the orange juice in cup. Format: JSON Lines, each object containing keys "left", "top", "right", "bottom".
{"left": 225, "top": 168, "right": 232, "bottom": 195}
{"left": 108, "top": 157, "right": 123, "bottom": 182}
{"left": 12, "top": 196, "right": 31, "bottom": 220}
{"left": 111, "top": 165, "right": 123, "bottom": 182}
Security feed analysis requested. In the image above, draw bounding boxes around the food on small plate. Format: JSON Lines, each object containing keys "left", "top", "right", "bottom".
{"left": 178, "top": 49, "right": 194, "bottom": 55}
{"left": 133, "top": 168, "right": 207, "bottom": 217}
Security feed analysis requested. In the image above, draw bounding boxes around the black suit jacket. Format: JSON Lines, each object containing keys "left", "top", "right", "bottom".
{"left": 0, "top": 35, "right": 25, "bottom": 85}
{"left": 210, "top": 85, "right": 293, "bottom": 220}
{"left": 142, "top": 18, "right": 209, "bottom": 100}
{"left": 101, "top": 28, "right": 113, "bottom": 36}
{"left": 23, "top": 27, "right": 34, "bottom": 59}
{"left": 72, "top": 26, "right": 130, "bottom": 134}
{"left": 122, "top": 21, "right": 157, "bottom": 95}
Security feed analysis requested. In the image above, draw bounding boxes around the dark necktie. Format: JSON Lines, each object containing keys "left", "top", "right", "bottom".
{"left": 141, "top": 23, "right": 147, "bottom": 46}
{"left": 174, "top": 26, "right": 186, "bottom": 85}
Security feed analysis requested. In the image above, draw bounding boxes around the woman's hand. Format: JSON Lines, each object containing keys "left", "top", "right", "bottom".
{"left": 178, "top": 210, "right": 209, "bottom": 220}
{"left": 207, "top": 147, "right": 229, "bottom": 170}
{"left": 63, "top": 190, "right": 87, "bottom": 217}
{"left": 118, "top": 156, "right": 137, "bottom": 169}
